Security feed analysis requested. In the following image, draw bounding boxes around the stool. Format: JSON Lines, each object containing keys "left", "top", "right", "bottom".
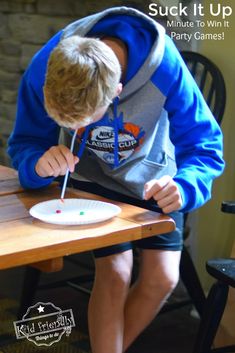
{"left": 193, "top": 201, "right": 235, "bottom": 353}
{"left": 193, "top": 258, "right": 235, "bottom": 353}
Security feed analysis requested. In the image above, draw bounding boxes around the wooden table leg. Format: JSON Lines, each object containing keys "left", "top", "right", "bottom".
{"left": 17, "top": 258, "right": 64, "bottom": 319}
{"left": 31, "top": 257, "right": 64, "bottom": 273}
{"left": 17, "top": 266, "right": 41, "bottom": 319}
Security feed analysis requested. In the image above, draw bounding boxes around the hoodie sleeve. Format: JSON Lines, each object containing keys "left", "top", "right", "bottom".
{"left": 8, "top": 70, "right": 60, "bottom": 189}
{"left": 151, "top": 35, "right": 225, "bottom": 212}
{"left": 7, "top": 31, "right": 62, "bottom": 189}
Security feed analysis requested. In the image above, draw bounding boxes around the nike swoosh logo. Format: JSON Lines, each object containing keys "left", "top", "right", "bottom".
{"left": 96, "top": 135, "right": 114, "bottom": 141}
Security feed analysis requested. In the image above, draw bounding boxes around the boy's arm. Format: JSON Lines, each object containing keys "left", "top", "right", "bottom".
{"left": 8, "top": 69, "right": 60, "bottom": 189}
{"left": 152, "top": 36, "right": 225, "bottom": 213}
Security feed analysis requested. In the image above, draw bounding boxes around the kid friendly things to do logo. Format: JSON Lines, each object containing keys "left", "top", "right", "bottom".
{"left": 149, "top": 2, "right": 232, "bottom": 42}
{"left": 13, "top": 302, "right": 75, "bottom": 347}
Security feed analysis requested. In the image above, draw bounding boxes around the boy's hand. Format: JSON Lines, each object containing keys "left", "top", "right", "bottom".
{"left": 144, "top": 175, "right": 182, "bottom": 213}
{"left": 35, "top": 145, "right": 79, "bottom": 178}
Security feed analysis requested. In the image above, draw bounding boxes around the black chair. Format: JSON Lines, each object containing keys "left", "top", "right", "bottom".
{"left": 165, "top": 51, "right": 227, "bottom": 318}
{"left": 193, "top": 201, "right": 235, "bottom": 353}
{"left": 181, "top": 51, "right": 226, "bottom": 124}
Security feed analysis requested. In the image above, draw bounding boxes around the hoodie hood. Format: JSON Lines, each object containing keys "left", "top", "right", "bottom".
{"left": 62, "top": 6, "right": 166, "bottom": 101}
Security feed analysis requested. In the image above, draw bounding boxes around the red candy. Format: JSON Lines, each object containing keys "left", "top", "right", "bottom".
{"left": 56, "top": 210, "right": 62, "bottom": 214}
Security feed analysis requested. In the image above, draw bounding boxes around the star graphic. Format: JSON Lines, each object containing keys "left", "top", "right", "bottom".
{"left": 37, "top": 305, "right": 45, "bottom": 313}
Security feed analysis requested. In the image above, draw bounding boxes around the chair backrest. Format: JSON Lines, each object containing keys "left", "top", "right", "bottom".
{"left": 181, "top": 51, "right": 226, "bottom": 125}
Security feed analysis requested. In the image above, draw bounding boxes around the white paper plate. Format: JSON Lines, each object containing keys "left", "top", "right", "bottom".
{"left": 29, "top": 198, "right": 121, "bottom": 225}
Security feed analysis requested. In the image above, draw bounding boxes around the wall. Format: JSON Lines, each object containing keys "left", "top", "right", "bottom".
{"left": 196, "top": 0, "right": 235, "bottom": 289}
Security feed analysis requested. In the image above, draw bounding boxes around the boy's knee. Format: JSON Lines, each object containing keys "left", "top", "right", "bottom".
{"left": 159, "top": 272, "right": 179, "bottom": 294}
{"left": 95, "top": 252, "right": 133, "bottom": 290}
{"left": 139, "top": 267, "right": 180, "bottom": 298}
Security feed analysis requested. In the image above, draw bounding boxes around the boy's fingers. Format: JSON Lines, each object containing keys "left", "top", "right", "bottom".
{"left": 162, "top": 198, "right": 183, "bottom": 213}
{"left": 143, "top": 175, "right": 183, "bottom": 213}
{"left": 36, "top": 158, "right": 54, "bottom": 177}
{"left": 157, "top": 193, "right": 179, "bottom": 209}
{"left": 49, "top": 149, "right": 66, "bottom": 172}
{"left": 47, "top": 147, "right": 67, "bottom": 175}
{"left": 56, "top": 145, "right": 77, "bottom": 173}
{"left": 74, "top": 156, "right": 79, "bottom": 164}
{"left": 144, "top": 175, "right": 171, "bottom": 200}
{"left": 155, "top": 182, "right": 178, "bottom": 202}
{"left": 36, "top": 146, "right": 80, "bottom": 178}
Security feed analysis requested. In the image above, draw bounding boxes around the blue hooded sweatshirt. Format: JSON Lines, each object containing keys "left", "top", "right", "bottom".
{"left": 8, "top": 7, "right": 225, "bottom": 212}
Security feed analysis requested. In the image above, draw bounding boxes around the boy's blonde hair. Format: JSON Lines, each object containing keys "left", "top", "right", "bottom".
{"left": 43, "top": 35, "right": 121, "bottom": 128}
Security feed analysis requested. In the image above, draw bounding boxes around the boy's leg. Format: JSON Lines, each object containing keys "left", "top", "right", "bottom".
{"left": 88, "top": 249, "right": 133, "bottom": 353}
{"left": 123, "top": 248, "right": 181, "bottom": 351}
{"left": 71, "top": 180, "right": 183, "bottom": 351}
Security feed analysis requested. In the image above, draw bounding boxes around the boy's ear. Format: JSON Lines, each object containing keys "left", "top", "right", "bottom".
{"left": 116, "top": 83, "right": 123, "bottom": 97}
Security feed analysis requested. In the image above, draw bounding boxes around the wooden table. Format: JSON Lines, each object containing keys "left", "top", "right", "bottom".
{"left": 0, "top": 165, "right": 23, "bottom": 196}
{"left": 0, "top": 166, "right": 175, "bottom": 272}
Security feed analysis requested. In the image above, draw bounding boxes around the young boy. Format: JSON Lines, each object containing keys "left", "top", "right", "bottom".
{"left": 8, "top": 7, "right": 224, "bottom": 353}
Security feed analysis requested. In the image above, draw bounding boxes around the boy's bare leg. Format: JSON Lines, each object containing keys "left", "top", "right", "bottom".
{"left": 123, "top": 249, "right": 181, "bottom": 352}
{"left": 88, "top": 250, "right": 133, "bottom": 353}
